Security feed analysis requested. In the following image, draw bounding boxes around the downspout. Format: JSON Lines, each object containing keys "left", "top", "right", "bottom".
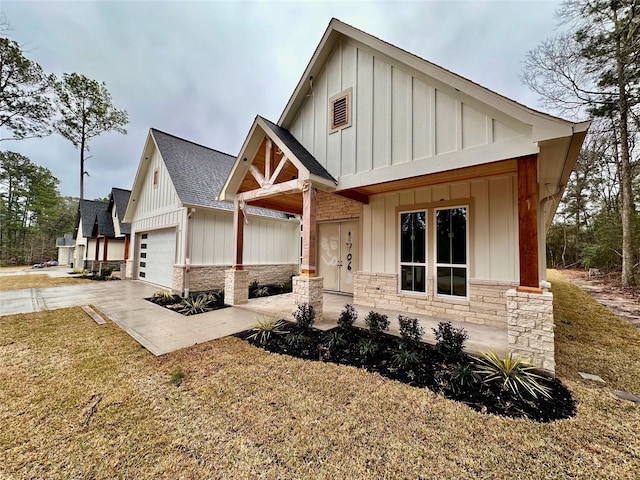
{"left": 184, "top": 208, "right": 195, "bottom": 298}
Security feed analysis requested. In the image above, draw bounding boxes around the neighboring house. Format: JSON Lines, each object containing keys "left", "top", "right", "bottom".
{"left": 56, "top": 233, "right": 75, "bottom": 266}
{"left": 122, "top": 128, "right": 299, "bottom": 294}
{"left": 220, "top": 19, "right": 590, "bottom": 372}
{"left": 74, "top": 187, "right": 132, "bottom": 272}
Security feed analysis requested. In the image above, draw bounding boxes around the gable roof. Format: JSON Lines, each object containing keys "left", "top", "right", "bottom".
{"left": 279, "top": 19, "right": 589, "bottom": 141}
{"left": 109, "top": 187, "right": 131, "bottom": 235}
{"left": 76, "top": 199, "right": 113, "bottom": 238}
{"left": 259, "top": 116, "right": 336, "bottom": 183}
{"left": 125, "top": 129, "right": 289, "bottom": 221}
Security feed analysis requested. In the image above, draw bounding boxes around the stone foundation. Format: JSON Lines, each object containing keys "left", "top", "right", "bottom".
{"left": 225, "top": 269, "right": 249, "bottom": 305}
{"left": 172, "top": 263, "right": 298, "bottom": 294}
{"left": 293, "top": 275, "right": 324, "bottom": 322}
{"left": 506, "top": 289, "right": 555, "bottom": 373}
{"left": 124, "top": 259, "right": 133, "bottom": 279}
{"left": 353, "top": 272, "right": 515, "bottom": 328}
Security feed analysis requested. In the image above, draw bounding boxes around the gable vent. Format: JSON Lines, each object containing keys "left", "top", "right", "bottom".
{"left": 329, "top": 88, "right": 352, "bottom": 132}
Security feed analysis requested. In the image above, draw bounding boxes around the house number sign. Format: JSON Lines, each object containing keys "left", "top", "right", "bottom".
{"left": 346, "top": 231, "right": 353, "bottom": 271}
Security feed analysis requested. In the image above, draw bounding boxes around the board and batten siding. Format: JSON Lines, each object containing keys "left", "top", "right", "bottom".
{"left": 288, "top": 39, "right": 533, "bottom": 187}
{"left": 361, "top": 176, "right": 519, "bottom": 282}
{"left": 189, "top": 210, "right": 299, "bottom": 266}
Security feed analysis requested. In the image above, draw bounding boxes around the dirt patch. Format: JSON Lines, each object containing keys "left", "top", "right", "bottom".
{"left": 557, "top": 269, "right": 640, "bottom": 328}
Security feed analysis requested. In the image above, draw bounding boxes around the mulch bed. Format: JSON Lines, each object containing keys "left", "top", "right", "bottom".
{"left": 236, "top": 322, "right": 576, "bottom": 423}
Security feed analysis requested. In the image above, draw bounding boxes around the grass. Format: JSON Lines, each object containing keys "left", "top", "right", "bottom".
{"left": 0, "top": 273, "right": 90, "bottom": 291}
{"left": 0, "top": 270, "right": 638, "bottom": 478}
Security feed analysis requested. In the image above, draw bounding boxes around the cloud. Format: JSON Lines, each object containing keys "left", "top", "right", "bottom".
{"left": 1, "top": 0, "right": 565, "bottom": 200}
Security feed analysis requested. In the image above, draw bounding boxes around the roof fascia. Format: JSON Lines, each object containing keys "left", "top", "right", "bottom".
{"left": 219, "top": 118, "right": 262, "bottom": 202}
{"left": 123, "top": 131, "right": 156, "bottom": 222}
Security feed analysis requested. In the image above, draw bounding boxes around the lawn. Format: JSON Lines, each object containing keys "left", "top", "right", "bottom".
{"left": 0, "top": 270, "right": 638, "bottom": 478}
{"left": 0, "top": 273, "right": 90, "bottom": 291}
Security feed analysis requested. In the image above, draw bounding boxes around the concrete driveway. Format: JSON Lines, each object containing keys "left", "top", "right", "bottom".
{"left": 0, "top": 274, "right": 258, "bottom": 356}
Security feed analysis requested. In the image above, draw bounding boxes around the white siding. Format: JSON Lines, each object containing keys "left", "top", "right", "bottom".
{"left": 360, "top": 175, "right": 518, "bottom": 282}
{"left": 288, "top": 39, "right": 533, "bottom": 188}
{"left": 189, "top": 210, "right": 299, "bottom": 266}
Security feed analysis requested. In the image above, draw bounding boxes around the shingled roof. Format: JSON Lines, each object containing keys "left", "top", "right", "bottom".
{"left": 259, "top": 116, "right": 337, "bottom": 183}
{"left": 77, "top": 199, "right": 113, "bottom": 238}
{"left": 150, "top": 128, "right": 287, "bottom": 218}
{"left": 110, "top": 187, "right": 131, "bottom": 235}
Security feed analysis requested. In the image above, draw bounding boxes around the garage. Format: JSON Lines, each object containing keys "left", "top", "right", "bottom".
{"left": 137, "top": 229, "right": 176, "bottom": 288}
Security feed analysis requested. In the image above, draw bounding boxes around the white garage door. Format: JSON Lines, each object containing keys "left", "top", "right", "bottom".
{"left": 138, "top": 229, "right": 176, "bottom": 288}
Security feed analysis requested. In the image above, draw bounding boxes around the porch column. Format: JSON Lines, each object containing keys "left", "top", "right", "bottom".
{"left": 294, "top": 186, "right": 323, "bottom": 321}
{"left": 102, "top": 237, "right": 108, "bottom": 262}
{"left": 225, "top": 199, "right": 248, "bottom": 305}
{"left": 516, "top": 155, "right": 541, "bottom": 294}
{"left": 124, "top": 235, "right": 130, "bottom": 263}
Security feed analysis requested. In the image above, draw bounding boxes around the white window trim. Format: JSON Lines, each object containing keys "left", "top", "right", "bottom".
{"left": 329, "top": 87, "right": 352, "bottom": 133}
{"left": 434, "top": 205, "right": 469, "bottom": 300}
{"left": 398, "top": 209, "right": 428, "bottom": 295}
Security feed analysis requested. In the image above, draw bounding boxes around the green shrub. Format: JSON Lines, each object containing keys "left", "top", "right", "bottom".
{"left": 180, "top": 293, "right": 214, "bottom": 315}
{"left": 323, "top": 330, "right": 347, "bottom": 350}
{"left": 391, "top": 346, "right": 420, "bottom": 379}
{"left": 358, "top": 338, "right": 379, "bottom": 360}
{"left": 248, "top": 316, "right": 289, "bottom": 345}
{"left": 169, "top": 366, "right": 185, "bottom": 386}
{"left": 475, "top": 351, "right": 552, "bottom": 399}
{"left": 364, "top": 311, "right": 389, "bottom": 338}
{"left": 397, "top": 315, "right": 424, "bottom": 347}
{"left": 292, "top": 303, "right": 315, "bottom": 331}
{"left": 433, "top": 321, "right": 468, "bottom": 363}
{"left": 151, "top": 289, "right": 178, "bottom": 306}
{"left": 337, "top": 304, "right": 358, "bottom": 330}
{"left": 285, "top": 331, "right": 308, "bottom": 350}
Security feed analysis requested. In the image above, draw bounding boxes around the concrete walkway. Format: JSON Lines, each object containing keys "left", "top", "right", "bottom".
{"left": 1, "top": 267, "right": 507, "bottom": 357}
{"left": 0, "top": 271, "right": 259, "bottom": 356}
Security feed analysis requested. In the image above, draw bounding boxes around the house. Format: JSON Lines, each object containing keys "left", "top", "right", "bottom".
{"left": 56, "top": 233, "right": 75, "bottom": 266}
{"left": 219, "top": 19, "right": 590, "bottom": 372}
{"left": 74, "top": 187, "right": 131, "bottom": 272}
{"left": 122, "top": 128, "right": 300, "bottom": 294}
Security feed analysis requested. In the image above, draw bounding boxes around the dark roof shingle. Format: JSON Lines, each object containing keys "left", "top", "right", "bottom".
{"left": 150, "top": 128, "right": 287, "bottom": 218}
{"left": 77, "top": 199, "right": 113, "bottom": 238}
{"left": 259, "top": 116, "right": 337, "bottom": 183}
{"left": 110, "top": 187, "right": 131, "bottom": 235}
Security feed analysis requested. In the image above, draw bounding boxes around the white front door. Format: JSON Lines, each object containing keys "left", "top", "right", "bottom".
{"left": 318, "top": 221, "right": 358, "bottom": 294}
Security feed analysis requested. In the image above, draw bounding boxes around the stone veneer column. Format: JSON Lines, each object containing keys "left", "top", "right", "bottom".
{"left": 506, "top": 289, "right": 555, "bottom": 373}
{"left": 225, "top": 269, "right": 249, "bottom": 305}
{"left": 293, "top": 275, "right": 323, "bottom": 322}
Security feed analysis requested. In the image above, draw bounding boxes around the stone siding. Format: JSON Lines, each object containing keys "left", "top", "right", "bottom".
{"left": 172, "top": 263, "right": 298, "bottom": 294}
{"left": 353, "top": 272, "right": 514, "bottom": 328}
{"left": 225, "top": 269, "right": 249, "bottom": 305}
{"left": 316, "top": 191, "right": 362, "bottom": 221}
{"left": 506, "top": 289, "right": 555, "bottom": 373}
{"left": 293, "top": 275, "right": 324, "bottom": 321}
{"left": 124, "top": 259, "right": 133, "bottom": 279}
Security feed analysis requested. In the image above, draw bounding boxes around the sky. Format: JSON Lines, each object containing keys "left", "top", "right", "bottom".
{"left": 1, "top": 0, "right": 567, "bottom": 200}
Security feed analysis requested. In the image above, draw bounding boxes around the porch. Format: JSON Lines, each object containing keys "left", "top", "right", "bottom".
{"left": 235, "top": 291, "right": 507, "bottom": 357}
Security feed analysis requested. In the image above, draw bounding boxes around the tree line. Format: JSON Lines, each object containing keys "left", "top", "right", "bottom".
{"left": 0, "top": 14, "right": 128, "bottom": 265}
{"left": 524, "top": 0, "right": 639, "bottom": 286}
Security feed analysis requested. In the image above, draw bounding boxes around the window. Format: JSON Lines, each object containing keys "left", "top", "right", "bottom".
{"left": 329, "top": 88, "right": 352, "bottom": 132}
{"left": 399, "top": 211, "right": 426, "bottom": 293}
{"left": 153, "top": 169, "right": 159, "bottom": 188}
{"left": 139, "top": 262, "right": 146, "bottom": 268}
{"left": 435, "top": 207, "right": 468, "bottom": 297}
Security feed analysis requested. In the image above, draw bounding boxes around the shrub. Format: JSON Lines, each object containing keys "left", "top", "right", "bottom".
{"left": 337, "top": 304, "right": 358, "bottom": 330}
{"left": 475, "top": 351, "right": 552, "bottom": 399}
{"left": 180, "top": 293, "right": 214, "bottom": 315}
{"left": 364, "top": 311, "right": 389, "bottom": 338}
{"left": 285, "top": 331, "right": 308, "bottom": 350}
{"left": 433, "top": 321, "right": 468, "bottom": 363}
{"left": 292, "top": 303, "right": 315, "bottom": 330}
{"left": 169, "top": 366, "right": 184, "bottom": 386}
{"left": 398, "top": 315, "right": 424, "bottom": 347}
{"left": 151, "top": 289, "right": 178, "bottom": 306}
{"left": 248, "top": 316, "right": 289, "bottom": 345}
{"left": 323, "top": 330, "right": 347, "bottom": 350}
{"left": 391, "top": 346, "right": 420, "bottom": 379}
{"left": 358, "top": 338, "right": 379, "bottom": 360}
